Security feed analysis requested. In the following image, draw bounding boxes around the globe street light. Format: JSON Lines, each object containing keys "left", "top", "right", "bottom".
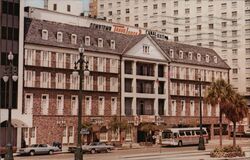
{"left": 2, "top": 51, "right": 18, "bottom": 160}
{"left": 73, "top": 45, "right": 90, "bottom": 160}
{"left": 198, "top": 73, "right": 205, "bottom": 150}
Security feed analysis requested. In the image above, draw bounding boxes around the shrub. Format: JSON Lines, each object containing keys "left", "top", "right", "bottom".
{"left": 210, "top": 145, "right": 245, "bottom": 158}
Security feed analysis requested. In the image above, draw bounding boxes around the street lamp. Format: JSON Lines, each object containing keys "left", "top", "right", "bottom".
{"left": 2, "top": 51, "right": 18, "bottom": 160}
{"left": 73, "top": 45, "right": 90, "bottom": 160}
{"left": 198, "top": 73, "right": 205, "bottom": 150}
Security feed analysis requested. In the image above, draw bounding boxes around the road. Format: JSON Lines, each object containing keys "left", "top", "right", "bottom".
{"left": 8, "top": 138, "right": 250, "bottom": 160}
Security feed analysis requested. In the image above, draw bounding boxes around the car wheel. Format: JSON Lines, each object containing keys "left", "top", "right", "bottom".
{"left": 49, "top": 150, "right": 54, "bottom": 155}
{"left": 178, "top": 141, "right": 182, "bottom": 147}
{"left": 30, "top": 151, "right": 35, "bottom": 156}
{"left": 90, "top": 149, "right": 96, "bottom": 154}
{"left": 106, "top": 148, "right": 111, "bottom": 152}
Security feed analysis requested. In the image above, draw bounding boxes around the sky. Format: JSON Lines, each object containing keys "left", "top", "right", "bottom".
{"left": 25, "top": 0, "right": 90, "bottom": 11}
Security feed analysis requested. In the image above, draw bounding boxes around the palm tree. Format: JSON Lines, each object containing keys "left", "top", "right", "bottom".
{"left": 223, "top": 93, "right": 248, "bottom": 147}
{"left": 205, "top": 79, "right": 235, "bottom": 147}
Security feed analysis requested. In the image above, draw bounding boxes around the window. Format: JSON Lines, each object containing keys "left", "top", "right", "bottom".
{"left": 71, "top": 34, "right": 77, "bottom": 44}
{"left": 232, "top": 11, "right": 237, "bottom": 17}
{"left": 126, "top": 8, "right": 130, "bottom": 13}
{"left": 197, "top": 16, "right": 202, "bottom": 23}
{"left": 143, "top": 45, "right": 150, "bottom": 54}
{"left": 56, "top": 73, "right": 66, "bottom": 89}
{"left": 174, "top": 36, "right": 179, "bottom": 42}
{"left": 162, "top": 20, "right": 166, "bottom": 25}
{"left": 232, "top": 21, "right": 237, "bottom": 26}
{"left": 209, "top": 24, "right": 214, "bottom": 29}
{"left": 143, "top": 23, "right": 148, "bottom": 28}
{"left": 110, "top": 40, "right": 115, "bottom": 49}
{"left": 71, "top": 96, "right": 78, "bottom": 115}
{"left": 111, "top": 128, "right": 120, "bottom": 141}
{"left": 153, "top": 4, "right": 158, "bottom": 9}
{"left": 125, "top": 17, "right": 130, "bottom": 22}
{"left": 117, "top": 10, "right": 121, "bottom": 15}
{"left": 98, "top": 97, "right": 105, "bottom": 115}
{"left": 24, "top": 70, "right": 36, "bottom": 87}
{"left": 162, "top": 3, "right": 166, "bottom": 8}
{"left": 232, "top": 49, "right": 237, "bottom": 55}
{"left": 40, "top": 72, "right": 51, "bottom": 88}
{"left": 222, "top": 31, "right": 227, "bottom": 37}
{"left": 53, "top": 4, "right": 57, "bottom": 11}
{"left": 206, "top": 55, "right": 210, "bottom": 63}
{"left": 98, "top": 38, "right": 103, "bottom": 47}
{"left": 108, "top": 11, "right": 112, "bottom": 16}
{"left": 174, "top": 28, "right": 178, "bottom": 33}
{"left": 190, "top": 101, "right": 194, "bottom": 116}
{"left": 197, "top": 53, "right": 201, "bottom": 61}
{"left": 42, "top": 29, "right": 48, "bottom": 40}
{"left": 221, "top": 3, "right": 227, "bottom": 9}
{"left": 232, "top": 1, "right": 237, "bottom": 8}
{"left": 57, "top": 32, "right": 63, "bottom": 42}
{"left": 197, "top": 43, "right": 202, "bottom": 46}
{"left": 208, "top": 5, "right": 213, "bottom": 11}
{"left": 185, "top": 8, "right": 190, "bottom": 14}
{"left": 174, "top": 10, "right": 178, "bottom": 15}
{"left": 111, "top": 97, "right": 117, "bottom": 115}
{"left": 143, "top": 6, "right": 148, "bottom": 11}
{"left": 208, "top": 14, "right": 213, "bottom": 21}
{"left": 98, "top": 76, "right": 106, "bottom": 91}
{"left": 67, "top": 5, "right": 71, "bottom": 12}
{"left": 85, "top": 96, "right": 92, "bottom": 115}
{"left": 110, "top": 77, "right": 118, "bottom": 91}
{"left": 214, "top": 56, "right": 218, "bottom": 63}
{"left": 188, "top": 52, "right": 192, "bottom": 60}
{"left": 179, "top": 51, "right": 183, "bottom": 59}
{"left": 174, "top": 1, "right": 178, "bottom": 7}
{"left": 222, "top": 41, "right": 227, "bottom": 47}
{"left": 185, "top": 17, "right": 190, "bottom": 23}
{"left": 41, "top": 94, "right": 49, "bottom": 115}
{"left": 24, "top": 94, "right": 33, "bottom": 114}
{"left": 56, "top": 52, "right": 65, "bottom": 68}
{"left": 197, "top": 7, "right": 201, "bottom": 13}
{"left": 181, "top": 100, "right": 186, "bottom": 116}
{"left": 85, "top": 36, "right": 90, "bottom": 46}
{"left": 171, "top": 100, "right": 176, "bottom": 116}
{"left": 197, "top": 25, "right": 201, "bottom": 30}
{"left": 222, "top": 22, "right": 227, "bottom": 27}
{"left": 57, "top": 95, "right": 64, "bottom": 115}
{"left": 208, "top": 42, "right": 214, "bottom": 47}
{"left": 170, "top": 49, "right": 174, "bottom": 58}
{"left": 185, "top": 26, "right": 190, "bottom": 32}
{"left": 197, "top": 34, "right": 202, "bottom": 40}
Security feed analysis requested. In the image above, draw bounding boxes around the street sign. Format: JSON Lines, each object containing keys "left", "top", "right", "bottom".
{"left": 80, "top": 128, "right": 90, "bottom": 135}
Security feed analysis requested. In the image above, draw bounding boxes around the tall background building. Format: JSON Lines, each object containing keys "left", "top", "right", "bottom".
{"left": 25, "top": 0, "right": 90, "bottom": 16}
{"left": 0, "top": 0, "right": 32, "bottom": 149}
{"left": 92, "top": 0, "right": 250, "bottom": 108}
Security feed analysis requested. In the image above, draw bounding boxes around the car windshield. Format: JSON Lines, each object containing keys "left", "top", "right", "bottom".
{"left": 30, "top": 144, "right": 38, "bottom": 147}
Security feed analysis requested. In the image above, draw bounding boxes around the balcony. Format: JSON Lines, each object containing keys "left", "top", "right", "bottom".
{"left": 125, "top": 79, "right": 133, "bottom": 92}
{"left": 136, "top": 99, "right": 154, "bottom": 115}
{"left": 136, "top": 63, "right": 154, "bottom": 76}
{"left": 125, "top": 61, "right": 133, "bottom": 74}
{"left": 136, "top": 80, "right": 154, "bottom": 94}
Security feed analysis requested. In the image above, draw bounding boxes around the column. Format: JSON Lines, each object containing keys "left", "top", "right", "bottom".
{"left": 132, "top": 61, "right": 137, "bottom": 116}
{"left": 121, "top": 60, "right": 125, "bottom": 116}
{"left": 17, "top": 127, "right": 22, "bottom": 148}
{"left": 164, "top": 99, "right": 169, "bottom": 116}
{"left": 154, "top": 64, "right": 158, "bottom": 115}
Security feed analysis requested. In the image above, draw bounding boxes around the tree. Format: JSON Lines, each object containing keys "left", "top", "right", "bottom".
{"left": 139, "top": 123, "right": 158, "bottom": 143}
{"left": 205, "top": 79, "right": 235, "bottom": 147}
{"left": 223, "top": 93, "right": 248, "bottom": 147}
{"left": 109, "top": 116, "right": 130, "bottom": 143}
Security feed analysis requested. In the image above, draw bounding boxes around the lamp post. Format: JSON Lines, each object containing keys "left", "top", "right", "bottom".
{"left": 72, "top": 45, "right": 90, "bottom": 160}
{"left": 198, "top": 74, "right": 205, "bottom": 150}
{"left": 2, "top": 51, "right": 18, "bottom": 160}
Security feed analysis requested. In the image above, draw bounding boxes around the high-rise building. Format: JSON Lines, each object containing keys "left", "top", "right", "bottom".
{"left": 0, "top": 0, "right": 32, "bottom": 150}
{"left": 44, "top": 0, "right": 86, "bottom": 16}
{"left": 94, "top": 0, "right": 250, "bottom": 107}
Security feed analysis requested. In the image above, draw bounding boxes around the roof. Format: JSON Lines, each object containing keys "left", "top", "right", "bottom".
{"left": 152, "top": 37, "right": 230, "bottom": 69}
{"left": 24, "top": 18, "right": 134, "bottom": 55}
{"left": 24, "top": 18, "right": 229, "bottom": 69}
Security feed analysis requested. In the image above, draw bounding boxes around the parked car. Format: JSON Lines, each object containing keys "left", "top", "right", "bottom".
{"left": 68, "top": 142, "right": 114, "bottom": 154}
{"left": 244, "top": 130, "right": 250, "bottom": 136}
{"left": 19, "top": 144, "right": 60, "bottom": 156}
